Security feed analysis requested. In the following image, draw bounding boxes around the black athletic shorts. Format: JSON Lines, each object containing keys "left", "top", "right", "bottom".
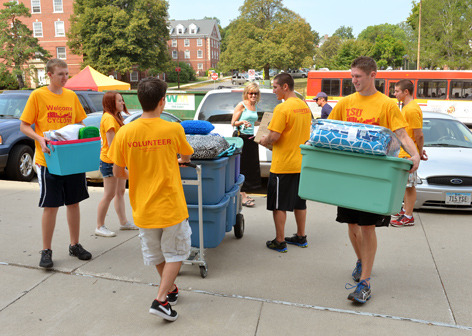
{"left": 336, "top": 206, "right": 390, "bottom": 227}
{"left": 267, "top": 172, "right": 306, "bottom": 211}
{"left": 37, "top": 165, "right": 89, "bottom": 208}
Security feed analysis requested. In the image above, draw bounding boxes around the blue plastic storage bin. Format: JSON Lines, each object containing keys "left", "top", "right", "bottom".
{"left": 235, "top": 155, "right": 240, "bottom": 182}
{"left": 187, "top": 195, "right": 230, "bottom": 248}
{"left": 225, "top": 154, "right": 240, "bottom": 192}
{"left": 225, "top": 174, "right": 245, "bottom": 232}
{"left": 44, "top": 137, "right": 101, "bottom": 176}
{"left": 180, "top": 157, "right": 228, "bottom": 205}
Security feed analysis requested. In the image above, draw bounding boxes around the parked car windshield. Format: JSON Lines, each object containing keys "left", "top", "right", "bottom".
{"left": 198, "top": 92, "right": 282, "bottom": 123}
{"left": 88, "top": 94, "right": 105, "bottom": 112}
{"left": 423, "top": 118, "right": 472, "bottom": 148}
{"left": 0, "top": 94, "right": 28, "bottom": 119}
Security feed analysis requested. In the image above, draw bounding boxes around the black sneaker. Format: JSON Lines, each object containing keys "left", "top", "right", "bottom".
{"left": 285, "top": 234, "right": 308, "bottom": 247}
{"left": 266, "top": 239, "right": 287, "bottom": 253}
{"left": 167, "top": 285, "right": 179, "bottom": 306}
{"left": 69, "top": 243, "right": 92, "bottom": 260}
{"left": 352, "top": 260, "right": 362, "bottom": 282}
{"left": 149, "top": 299, "right": 178, "bottom": 321}
{"left": 39, "top": 249, "right": 53, "bottom": 268}
{"left": 346, "top": 279, "right": 371, "bottom": 303}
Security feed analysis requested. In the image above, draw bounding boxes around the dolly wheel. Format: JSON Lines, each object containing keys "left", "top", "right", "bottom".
{"left": 234, "top": 214, "right": 244, "bottom": 239}
{"left": 199, "top": 266, "right": 208, "bottom": 278}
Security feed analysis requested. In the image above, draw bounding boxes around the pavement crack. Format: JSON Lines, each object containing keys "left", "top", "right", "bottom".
{"left": 418, "top": 212, "right": 457, "bottom": 325}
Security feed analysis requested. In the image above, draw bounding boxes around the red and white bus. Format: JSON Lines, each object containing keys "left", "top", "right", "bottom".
{"left": 306, "top": 70, "right": 472, "bottom": 125}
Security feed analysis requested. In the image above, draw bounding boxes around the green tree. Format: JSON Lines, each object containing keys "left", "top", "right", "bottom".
{"left": 165, "top": 62, "right": 196, "bottom": 83}
{"left": 315, "top": 35, "right": 342, "bottom": 69}
{"left": 332, "top": 39, "right": 371, "bottom": 69}
{"left": 68, "top": 0, "right": 170, "bottom": 76}
{"left": 333, "top": 25, "right": 354, "bottom": 40}
{"left": 407, "top": 0, "right": 472, "bottom": 69}
{"left": 220, "top": 0, "right": 315, "bottom": 79}
{"left": 369, "top": 34, "right": 406, "bottom": 69}
{"left": 358, "top": 23, "right": 406, "bottom": 43}
{"left": 0, "top": 1, "right": 50, "bottom": 88}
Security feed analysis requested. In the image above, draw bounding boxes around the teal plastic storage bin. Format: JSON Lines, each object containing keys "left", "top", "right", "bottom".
{"left": 180, "top": 157, "right": 228, "bottom": 205}
{"left": 298, "top": 145, "right": 412, "bottom": 215}
{"left": 225, "top": 154, "right": 240, "bottom": 192}
{"left": 45, "top": 137, "right": 101, "bottom": 176}
{"left": 225, "top": 174, "right": 245, "bottom": 232}
{"left": 187, "top": 195, "right": 230, "bottom": 248}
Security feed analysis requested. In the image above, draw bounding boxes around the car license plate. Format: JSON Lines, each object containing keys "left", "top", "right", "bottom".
{"left": 445, "top": 192, "right": 472, "bottom": 205}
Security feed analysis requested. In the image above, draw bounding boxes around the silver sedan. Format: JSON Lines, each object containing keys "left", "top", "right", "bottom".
{"left": 415, "top": 111, "right": 472, "bottom": 210}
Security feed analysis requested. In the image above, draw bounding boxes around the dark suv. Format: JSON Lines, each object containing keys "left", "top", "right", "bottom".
{"left": 0, "top": 90, "right": 104, "bottom": 181}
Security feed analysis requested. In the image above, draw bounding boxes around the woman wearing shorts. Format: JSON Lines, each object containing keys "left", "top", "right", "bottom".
{"left": 95, "top": 91, "right": 136, "bottom": 237}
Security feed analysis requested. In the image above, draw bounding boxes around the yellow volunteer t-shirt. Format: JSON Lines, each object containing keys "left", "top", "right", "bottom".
{"left": 399, "top": 101, "right": 423, "bottom": 158}
{"left": 268, "top": 97, "right": 311, "bottom": 174}
{"left": 108, "top": 117, "right": 194, "bottom": 229}
{"left": 100, "top": 112, "right": 121, "bottom": 163}
{"left": 329, "top": 92, "right": 407, "bottom": 132}
{"left": 20, "top": 87, "right": 87, "bottom": 167}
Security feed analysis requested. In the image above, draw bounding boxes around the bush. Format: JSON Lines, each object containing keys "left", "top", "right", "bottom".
{"left": 0, "top": 66, "right": 19, "bottom": 90}
{"left": 165, "top": 62, "right": 197, "bottom": 83}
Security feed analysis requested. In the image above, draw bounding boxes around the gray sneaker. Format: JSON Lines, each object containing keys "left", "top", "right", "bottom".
{"left": 352, "top": 260, "right": 362, "bottom": 282}
{"left": 347, "top": 279, "right": 371, "bottom": 303}
{"left": 39, "top": 249, "right": 53, "bottom": 268}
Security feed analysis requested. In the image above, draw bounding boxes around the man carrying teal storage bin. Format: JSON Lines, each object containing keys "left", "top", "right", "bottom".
{"left": 328, "top": 57, "right": 420, "bottom": 304}
{"left": 20, "top": 59, "right": 92, "bottom": 269}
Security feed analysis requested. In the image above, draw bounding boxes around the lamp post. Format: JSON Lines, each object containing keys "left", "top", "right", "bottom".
{"left": 417, "top": 0, "right": 422, "bottom": 70}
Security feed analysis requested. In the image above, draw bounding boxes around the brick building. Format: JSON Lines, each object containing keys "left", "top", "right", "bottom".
{"left": 167, "top": 19, "right": 221, "bottom": 76}
{"left": 15, "top": 0, "right": 82, "bottom": 87}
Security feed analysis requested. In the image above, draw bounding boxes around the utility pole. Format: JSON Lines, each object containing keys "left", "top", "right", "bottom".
{"left": 417, "top": 0, "right": 422, "bottom": 70}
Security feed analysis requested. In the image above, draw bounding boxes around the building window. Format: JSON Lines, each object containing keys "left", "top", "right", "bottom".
{"left": 172, "top": 50, "right": 178, "bottom": 59}
{"left": 33, "top": 22, "right": 43, "bottom": 37}
{"left": 53, "top": 0, "right": 63, "bottom": 12}
{"left": 176, "top": 24, "right": 184, "bottom": 35}
{"left": 130, "top": 71, "right": 139, "bottom": 82}
{"left": 197, "top": 50, "right": 202, "bottom": 58}
{"left": 56, "top": 47, "right": 66, "bottom": 59}
{"left": 184, "top": 50, "right": 190, "bottom": 59}
{"left": 184, "top": 39, "right": 189, "bottom": 47}
{"left": 189, "top": 23, "right": 197, "bottom": 34}
{"left": 197, "top": 39, "right": 202, "bottom": 47}
{"left": 198, "top": 63, "right": 203, "bottom": 70}
{"left": 172, "top": 39, "right": 177, "bottom": 47}
{"left": 54, "top": 21, "right": 65, "bottom": 37}
{"left": 31, "top": 0, "right": 41, "bottom": 13}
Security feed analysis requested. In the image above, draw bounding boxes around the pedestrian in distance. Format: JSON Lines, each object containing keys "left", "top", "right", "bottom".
{"left": 95, "top": 91, "right": 136, "bottom": 237}
{"left": 20, "top": 58, "right": 92, "bottom": 269}
{"left": 314, "top": 92, "right": 332, "bottom": 119}
{"left": 260, "top": 73, "right": 312, "bottom": 253}
{"left": 328, "top": 56, "right": 420, "bottom": 304}
{"left": 391, "top": 79, "right": 428, "bottom": 227}
{"left": 108, "top": 77, "right": 194, "bottom": 322}
{"left": 231, "top": 82, "right": 262, "bottom": 207}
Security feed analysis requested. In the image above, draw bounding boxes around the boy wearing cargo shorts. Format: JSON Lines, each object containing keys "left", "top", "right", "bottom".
{"left": 109, "top": 78, "right": 193, "bottom": 322}
{"left": 391, "top": 79, "right": 428, "bottom": 227}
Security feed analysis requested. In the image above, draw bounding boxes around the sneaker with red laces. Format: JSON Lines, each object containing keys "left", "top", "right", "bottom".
{"left": 167, "top": 285, "right": 179, "bottom": 306}
{"left": 391, "top": 209, "right": 405, "bottom": 219}
{"left": 391, "top": 215, "right": 415, "bottom": 227}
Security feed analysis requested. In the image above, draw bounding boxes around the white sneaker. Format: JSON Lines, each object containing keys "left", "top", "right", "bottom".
{"left": 120, "top": 222, "right": 138, "bottom": 230}
{"left": 95, "top": 225, "right": 116, "bottom": 237}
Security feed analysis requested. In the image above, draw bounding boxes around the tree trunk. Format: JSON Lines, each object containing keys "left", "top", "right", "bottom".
{"left": 16, "top": 74, "right": 24, "bottom": 89}
{"left": 263, "top": 64, "right": 270, "bottom": 80}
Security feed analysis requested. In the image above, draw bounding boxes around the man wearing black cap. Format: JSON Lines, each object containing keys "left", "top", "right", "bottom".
{"left": 314, "top": 92, "right": 332, "bottom": 119}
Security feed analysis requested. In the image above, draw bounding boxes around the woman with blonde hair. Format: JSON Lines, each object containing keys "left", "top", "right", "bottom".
{"left": 231, "top": 82, "right": 262, "bottom": 207}
{"left": 95, "top": 91, "right": 136, "bottom": 237}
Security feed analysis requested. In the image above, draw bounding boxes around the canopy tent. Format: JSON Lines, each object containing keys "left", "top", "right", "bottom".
{"left": 64, "top": 66, "right": 130, "bottom": 91}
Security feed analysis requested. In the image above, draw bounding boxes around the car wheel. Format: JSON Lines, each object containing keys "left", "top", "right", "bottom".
{"left": 6, "top": 144, "right": 35, "bottom": 181}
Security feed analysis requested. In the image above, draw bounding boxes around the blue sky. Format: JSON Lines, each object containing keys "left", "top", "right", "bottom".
{"left": 168, "top": 0, "right": 417, "bottom": 37}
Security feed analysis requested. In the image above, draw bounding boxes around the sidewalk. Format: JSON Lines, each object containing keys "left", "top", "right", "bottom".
{"left": 1, "top": 180, "right": 471, "bottom": 335}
